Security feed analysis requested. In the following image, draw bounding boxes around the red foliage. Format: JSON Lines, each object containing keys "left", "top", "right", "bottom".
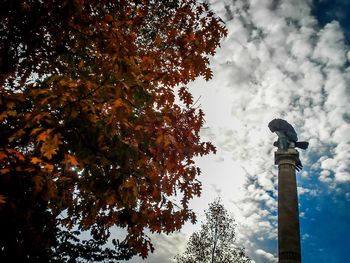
{"left": 0, "top": 0, "right": 226, "bottom": 260}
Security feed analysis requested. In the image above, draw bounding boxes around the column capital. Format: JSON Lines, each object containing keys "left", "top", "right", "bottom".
{"left": 274, "top": 148, "right": 299, "bottom": 166}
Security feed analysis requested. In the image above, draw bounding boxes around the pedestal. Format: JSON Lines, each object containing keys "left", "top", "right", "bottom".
{"left": 275, "top": 148, "right": 301, "bottom": 263}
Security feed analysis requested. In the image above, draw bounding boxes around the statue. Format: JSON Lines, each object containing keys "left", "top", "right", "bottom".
{"left": 268, "top": 118, "right": 309, "bottom": 171}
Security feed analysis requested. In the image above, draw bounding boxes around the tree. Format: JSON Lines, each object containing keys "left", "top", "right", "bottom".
{"left": 175, "top": 200, "right": 251, "bottom": 263}
{"left": 0, "top": 0, "right": 227, "bottom": 262}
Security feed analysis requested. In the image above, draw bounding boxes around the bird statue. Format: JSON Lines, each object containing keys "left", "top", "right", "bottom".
{"left": 268, "top": 118, "right": 309, "bottom": 171}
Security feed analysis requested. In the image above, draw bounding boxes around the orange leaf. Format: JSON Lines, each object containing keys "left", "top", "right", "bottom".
{"left": 31, "top": 157, "right": 42, "bottom": 164}
{"left": 6, "top": 101, "right": 16, "bottom": 109}
{"left": 0, "top": 151, "right": 7, "bottom": 160}
{"left": 32, "top": 176, "right": 45, "bottom": 192}
{"left": 106, "top": 194, "right": 117, "bottom": 205}
{"left": 30, "top": 127, "right": 43, "bottom": 136}
{"left": 39, "top": 132, "right": 62, "bottom": 159}
{"left": 0, "top": 168, "right": 10, "bottom": 175}
{"left": 41, "top": 145, "right": 57, "bottom": 160}
{"left": 163, "top": 116, "right": 172, "bottom": 124}
{"left": 113, "top": 98, "right": 124, "bottom": 108}
{"left": 14, "top": 151, "right": 25, "bottom": 161}
{"left": 37, "top": 130, "right": 51, "bottom": 143}
{"left": 0, "top": 195, "right": 6, "bottom": 205}
{"left": 59, "top": 79, "right": 77, "bottom": 88}
{"left": 156, "top": 132, "right": 163, "bottom": 145}
{"left": 0, "top": 110, "right": 16, "bottom": 121}
{"left": 78, "top": 59, "right": 84, "bottom": 69}
{"left": 65, "top": 154, "right": 79, "bottom": 166}
{"left": 9, "top": 129, "right": 25, "bottom": 143}
{"left": 155, "top": 35, "right": 161, "bottom": 46}
{"left": 104, "top": 15, "right": 113, "bottom": 22}
{"left": 45, "top": 163, "right": 54, "bottom": 172}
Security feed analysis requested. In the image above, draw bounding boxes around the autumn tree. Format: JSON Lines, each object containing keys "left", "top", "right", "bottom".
{"left": 0, "top": 0, "right": 227, "bottom": 262}
{"left": 175, "top": 200, "right": 251, "bottom": 263}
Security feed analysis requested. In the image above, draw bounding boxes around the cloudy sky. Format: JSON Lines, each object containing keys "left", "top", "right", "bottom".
{"left": 125, "top": 0, "right": 350, "bottom": 262}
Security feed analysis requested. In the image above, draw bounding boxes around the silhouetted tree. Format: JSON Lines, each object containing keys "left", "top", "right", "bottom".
{"left": 175, "top": 200, "right": 251, "bottom": 263}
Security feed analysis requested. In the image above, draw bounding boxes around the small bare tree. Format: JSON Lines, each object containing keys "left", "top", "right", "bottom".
{"left": 175, "top": 200, "right": 251, "bottom": 263}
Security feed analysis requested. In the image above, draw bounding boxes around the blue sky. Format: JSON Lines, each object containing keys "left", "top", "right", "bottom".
{"left": 302, "top": 1, "right": 350, "bottom": 262}
{"left": 312, "top": 0, "right": 350, "bottom": 43}
{"left": 124, "top": 1, "right": 350, "bottom": 262}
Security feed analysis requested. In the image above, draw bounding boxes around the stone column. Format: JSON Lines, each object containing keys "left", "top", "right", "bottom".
{"left": 275, "top": 148, "right": 301, "bottom": 263}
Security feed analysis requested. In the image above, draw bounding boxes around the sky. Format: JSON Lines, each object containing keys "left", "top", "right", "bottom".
{"left": 124, "top": 0, "right": 350, "bottom": 262}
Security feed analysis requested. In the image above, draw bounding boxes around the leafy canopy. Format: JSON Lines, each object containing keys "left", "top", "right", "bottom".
{"left": 0, "top": 0, "right": 227, "bottom": 261}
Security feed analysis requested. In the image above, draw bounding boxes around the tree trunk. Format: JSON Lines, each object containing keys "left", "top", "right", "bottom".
{"left": 211, "top": 226, "right": 218, "bottom": 263}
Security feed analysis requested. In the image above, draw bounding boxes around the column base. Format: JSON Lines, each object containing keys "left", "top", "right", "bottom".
{"left": 279, "top": 251, "right": 301, "bottom": 263}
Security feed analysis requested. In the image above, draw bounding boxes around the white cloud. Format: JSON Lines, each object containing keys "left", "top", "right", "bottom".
{"left": 206, "top": 0, "right": 350, "bottom": 183}
{"left": 255, "top": 249, "right": 278, "bottom": 262}
{"left": 297, "top": 186, "right": 319, "bottom": 196}
{"left": 312, "top": 21, "right": 347, "bottom": 67}
{"left": 302, "top": 233, "right": 310, "bottom": 240}
{"left": 319, "top": 169, "right": 331, "bottom": 183}
{"left": 126, "top": 232, "right": 187, "bottom": 263}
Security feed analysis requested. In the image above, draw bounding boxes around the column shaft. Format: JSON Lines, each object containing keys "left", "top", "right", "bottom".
{"left": 275, "top": 149, "right": 301, "bottom": 263}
